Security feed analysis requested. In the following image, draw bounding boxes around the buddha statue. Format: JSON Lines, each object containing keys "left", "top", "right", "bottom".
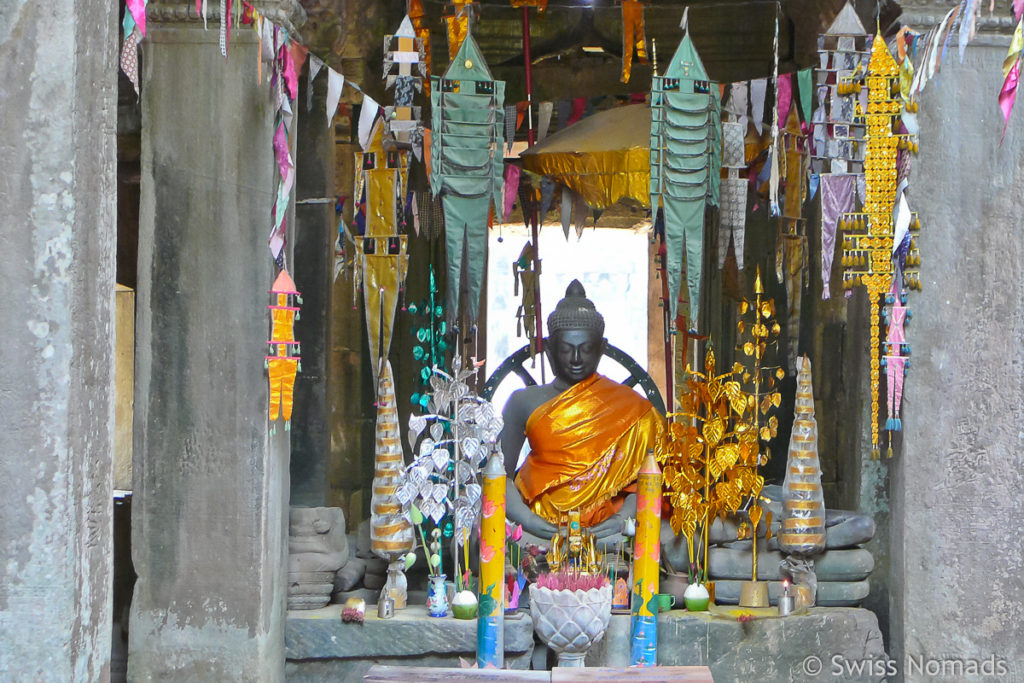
{"left": 501, "top": 280, "right": 666, "bottom": 541}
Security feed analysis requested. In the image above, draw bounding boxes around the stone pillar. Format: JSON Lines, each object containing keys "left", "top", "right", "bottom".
{"left": 290, "top": 72, "right": 335, "bottom": 507}
{"left": 0, "top": 2, "right": 117, "bottom": 680}
{"left": 129, "top": 2, "right": 304, "bottom": 680}
{"left": 893, "top": 4, "right": 1024, "bottom": 676}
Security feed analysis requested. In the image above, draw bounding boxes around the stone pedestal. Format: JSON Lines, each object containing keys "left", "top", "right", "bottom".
{"left": 129, "top": 3, "right": 303, "bottom": 680}
{"left": 589, "top": 608, "right": 886, "bottom": 681}
{"left": 0, "top": 1, "right": 117, "bottom": 678}
{"left": 285, "top": 605, "right": 535, "bottom": 681}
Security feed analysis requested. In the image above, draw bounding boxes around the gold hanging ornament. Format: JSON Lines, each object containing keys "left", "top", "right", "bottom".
{"left": 839, "top": 33, "right": 920, "bottom": 459}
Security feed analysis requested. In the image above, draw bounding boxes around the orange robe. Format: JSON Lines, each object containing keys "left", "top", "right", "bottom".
{"left": 515, "top": 374, "right": 666, "bottom": 527}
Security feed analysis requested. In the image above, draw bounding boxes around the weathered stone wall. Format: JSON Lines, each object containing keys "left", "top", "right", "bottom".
{"left": 889, "top": 39, "right": 1024, "bottom": 678}
{"left": 0, "top": 1, "right": 117, "bottom": 679}
{"left": 129, "top": 19, "right": 294, "bottom": 681}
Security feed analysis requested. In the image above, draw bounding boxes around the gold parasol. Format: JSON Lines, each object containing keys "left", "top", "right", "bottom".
{"left": 519, "top": 104, "right": 651, "bottom": 210}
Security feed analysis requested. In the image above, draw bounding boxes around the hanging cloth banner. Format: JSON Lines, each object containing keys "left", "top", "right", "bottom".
{"left": 819, "top": 173, "right": 855, "bottom": 300}
{"left": 649, "top": 10, "right": 721, "bottom": 329}
{"left": 783, "top": 234, "right": 805, "bottom": 374}
{"left": 354, "top": 118, "right": 411, "bottom": 379}
{"left": 718, "top": 120, "right": 746, "bottom": 270}
{"left": 430, "top": 30, "right": 505, "bottom": 323}
{"left": 445, "top": 0, "right": 472, "bottom": 61}
{"left": 620, "top": 0, "right": 647, "bottom": 83}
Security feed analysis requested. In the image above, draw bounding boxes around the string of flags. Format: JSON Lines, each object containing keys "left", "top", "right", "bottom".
{"left": 119, "top": 0, "right": 1017, "bottom": 443}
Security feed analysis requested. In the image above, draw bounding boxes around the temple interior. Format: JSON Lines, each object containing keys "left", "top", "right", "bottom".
{"left": 3, "top": 0, "right": 1024, "bottom": 681}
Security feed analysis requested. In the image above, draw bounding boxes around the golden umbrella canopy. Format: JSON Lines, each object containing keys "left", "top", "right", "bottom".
{"left": 519, "top": 103, "right": 651, "bottom": 210}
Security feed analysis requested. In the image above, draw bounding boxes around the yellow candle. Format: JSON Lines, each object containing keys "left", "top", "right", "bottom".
{"left": 630, "top": 451, "right": 662, "bottom": 667}
{"left": 477, "top": 450, "right": 506, "bottom": 668}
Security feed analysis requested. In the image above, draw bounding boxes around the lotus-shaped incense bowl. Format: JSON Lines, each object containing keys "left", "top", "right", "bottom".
{"left": 528, "top": 583, "right": 612, "bottom": 667}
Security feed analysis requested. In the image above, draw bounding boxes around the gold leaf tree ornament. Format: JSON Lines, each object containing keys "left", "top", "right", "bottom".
{"left": 732, "top": 267, "right": 784, "bottom": 595}
{"left": 658, "top": 347, "right": 763, "bottom": 584}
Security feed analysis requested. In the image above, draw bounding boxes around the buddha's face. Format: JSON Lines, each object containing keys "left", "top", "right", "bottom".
{"left": 548, "top": 329, "right": 606, "bottom": 386}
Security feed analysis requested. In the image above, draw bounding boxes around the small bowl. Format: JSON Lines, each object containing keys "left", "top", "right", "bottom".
{"left": 452, "top": 602, "right": 477, "bottom": 619}
{"left": 451, "top": 590, "right": 478, "bottom": 619}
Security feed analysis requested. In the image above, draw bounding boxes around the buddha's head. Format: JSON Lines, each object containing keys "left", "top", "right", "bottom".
{"left": 546, "top": 280, "right": 607, "bottom": 387}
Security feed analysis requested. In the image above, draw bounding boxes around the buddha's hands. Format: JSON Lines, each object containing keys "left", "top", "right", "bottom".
{"left": 505, "top": 480, "right": 558, "bottom": 539}
{"left": 587, "top": 492, "right": 639, "bottom": 540}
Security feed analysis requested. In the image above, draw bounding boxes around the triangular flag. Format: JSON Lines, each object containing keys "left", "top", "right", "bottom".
{"left": 776, "top": 73, "right": 792, "bottom": 128}
{"left": 326, "top": 68, "right": 344, "bottom": 127}
{"left": 307, "top": 55, "right": 324, "bottom": 112}
{"left": 1000, "top": 57, "right": 1021, "bottom": 139}
{"left": 560, "top": 188, "right": 572, "bottom": 240}
{"left": 127, "top": 0, "right": 147, "bottom": 37}
{"left": 750, "top": 78, "right": 767, "bottom": 134}
{"left": 359, "top": 94, "right": 380, "bottom": 150}
{"left": 537, "top": 101, "right": 553, "bottom": 141}
{"left": 797, "top": 69, "right": 812, "bottom": 123}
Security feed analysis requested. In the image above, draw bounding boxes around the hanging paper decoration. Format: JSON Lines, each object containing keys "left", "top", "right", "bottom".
{"left": 369, "top": 358, "right": 416, "bottom": 576}
{"left": 383, "top": 16, "right": 427, "bottom": 160}
{"left": 620, "top": 0, "right": 647, "bottom": 84}
{"left": 839, "top": 33, "right": 920, "bottom": 459}
{"left": 814, "top": 4, "right": 869, "bottom": 302}
{"left": 513, "top": 242, "right": 539, "bottom": 363}
{"left": 813, "top": 4, "right": 869, "bottom": 177}
{"left": 718, "top": 119, "right": 747, "bottom": 270}
{"left": 649, "top": 11, "right": 721, "bottom": 331}
{"left": 430, "top": 29, "right": 505, "bottom": 324}
{"left": 408, "top": 0, "right": 432, "bottom": 96}
{"left": 266, "top": 269, "right": 301, "bottom": 425}
{"left": 354, "top": 119, "right": 410, "bottom": 380}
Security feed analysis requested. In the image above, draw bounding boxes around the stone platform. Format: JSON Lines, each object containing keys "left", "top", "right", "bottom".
{"left": 288, "top": 602, "right": 886, "bottom": 682}
{"left": 589, "top": 606, "right": 887, "bottom": 682}
{"left": 285, "top": 605, "right": 534, "bottom": 681}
